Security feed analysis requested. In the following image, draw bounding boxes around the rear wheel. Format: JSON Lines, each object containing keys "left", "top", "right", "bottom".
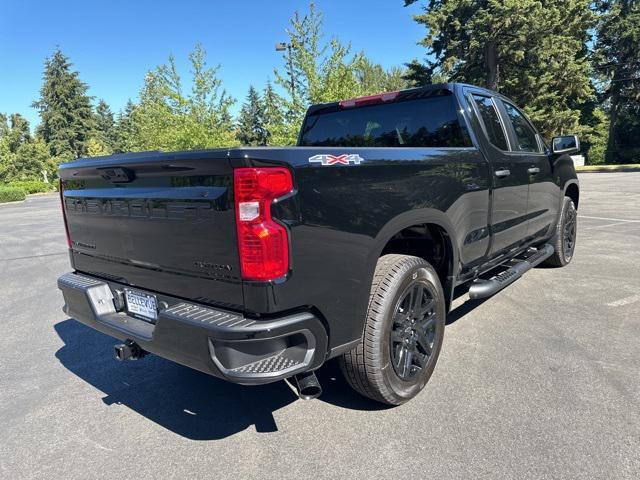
{"left": 544, "top": 196, "right": 577, "bottom": 267}
{"left": 339, "top": 254, "right": 446, "bottom": 405}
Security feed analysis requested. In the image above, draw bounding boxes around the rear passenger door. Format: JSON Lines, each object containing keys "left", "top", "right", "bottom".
{"left": 498, "top": 100, "right": 560, "bottom": 242}
{"left": 468, "top": 92, "right": 531, "bottom": 257}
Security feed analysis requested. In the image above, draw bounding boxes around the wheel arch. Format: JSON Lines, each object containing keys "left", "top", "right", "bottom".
{"left": 368, "top": 209, "right": 460, "bottom": 311}
{"left": 565, "top": 181, "right": 580, "bottom": 209}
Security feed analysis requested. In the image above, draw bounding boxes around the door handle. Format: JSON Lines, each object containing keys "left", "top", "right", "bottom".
{"left": 494, "top": 169, "right": 511, "bottom": 178}
{"left": 528, "top": 167, "right": 541, "bottom": 175}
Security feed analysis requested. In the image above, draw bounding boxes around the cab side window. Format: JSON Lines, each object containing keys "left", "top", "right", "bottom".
{"left": 471, "top": 94, "right": 508, "bottom": 151}
{"left": 503, "top": 102, "right": 540, "bottom": 153}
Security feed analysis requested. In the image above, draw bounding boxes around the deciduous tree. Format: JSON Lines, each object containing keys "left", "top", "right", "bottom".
{"left": 86, "top": 138, "right": 111, "bottom": 157}
{"left": 274, "top": 3, "right": 365, "bottom": 131}
{"left": 132, "top": 44, "right": 237, "bottom": 151}
{"left": 273, "top": 3, "right": 412, "bottom": 144}
{"left": 356, "top": 59, "right": 410, "bottom": 93}
{"left": 4, "top": 114, "right": 32, "bottom": 153}
{"left": 0, "top": 113, "right": 55, "bottom": 182}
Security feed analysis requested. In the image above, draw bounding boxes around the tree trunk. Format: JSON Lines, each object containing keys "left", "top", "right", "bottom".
{"left": 606, "top": 0, "right": 633, "bottom": 164}
{"left": 486, "top": 40, "right": 500, "bottom": 91}
{"left": 606, "top": 86, "right": 621, "bottom": 164}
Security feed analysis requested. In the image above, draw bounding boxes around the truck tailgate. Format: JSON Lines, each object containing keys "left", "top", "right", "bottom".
{"left": 59, "top": 150, "right": 243, "bottom": 309}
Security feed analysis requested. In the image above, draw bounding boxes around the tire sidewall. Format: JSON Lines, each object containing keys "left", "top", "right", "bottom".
{"left": 560, "top": 198, "right": 577, "bottom": 265}
{"left": 378, "top": 262, "right": 446, "bottom": 403}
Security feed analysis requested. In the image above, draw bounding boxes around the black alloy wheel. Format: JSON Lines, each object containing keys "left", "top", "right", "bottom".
{"left": 563, "top": 203, "right": 577, "bottom": 261}
{"left": 390, "top": 281, "right": 437, "bottom": 380}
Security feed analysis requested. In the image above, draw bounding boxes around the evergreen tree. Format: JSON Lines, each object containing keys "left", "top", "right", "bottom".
{"left": 113, "top": 100, "right": 138, "bottom": 153}
{"left": 32, "top": 49, "right": 94, "bottom": 159}
{"left": 262, "top": 81, "right": 290, "bottom": 145}
{"left": 405, "top": 0, "right": 594, "bottom": 138}
{"left": 263, "top": 82, "right": 284, "bottom": 129}
{"left": 403, "top": 59, "right": 433, "bottom": 86}
{"left": 237, "top": 86, "right": 268, "bottom": 146}
{"left": 95, "top": 99, "right": 116, "bottom": 152}
{"left": 595, "top": 0, "right": 640, "bottom": 163}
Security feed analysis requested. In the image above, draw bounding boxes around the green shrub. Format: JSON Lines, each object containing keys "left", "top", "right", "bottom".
{"left": 0, "top": 186, "right": 26, "bottom": 203}
{"left": 7, "top": 180, "right": 55, "bottom": 194}
{"left": 586, "top": 143, "right": 606, "bottom": 165}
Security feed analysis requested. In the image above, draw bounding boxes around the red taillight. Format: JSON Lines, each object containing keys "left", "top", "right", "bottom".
{"left": 339, "top": 91, "right": 399, "bottom": 108}
{"left": 234, "top": 167, "right": 293, "bottom": 281}
{"left": 59, "top": 179, "right": 71, "bottom": 248}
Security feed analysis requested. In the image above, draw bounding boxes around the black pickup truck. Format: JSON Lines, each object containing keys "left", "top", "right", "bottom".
{"left": 57, "top": 83, "right": 580, "bottom": 405}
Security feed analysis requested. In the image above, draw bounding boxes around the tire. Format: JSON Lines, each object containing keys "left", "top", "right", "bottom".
{"left": 543, "top": 196, "right": 577, "bottom": 267}
{"left": 339, "top": 254, "right": 446, "bottom": 405}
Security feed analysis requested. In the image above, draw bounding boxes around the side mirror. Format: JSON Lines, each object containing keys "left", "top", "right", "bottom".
{"left": 551, "top": 135, "right": 580, "bottom": 155}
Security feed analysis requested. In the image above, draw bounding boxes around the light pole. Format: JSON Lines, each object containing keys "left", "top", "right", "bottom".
{"left": 275, "top": 42, "right": 295, "bottom": 100}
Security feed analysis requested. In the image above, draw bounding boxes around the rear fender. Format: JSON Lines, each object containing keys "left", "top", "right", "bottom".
{"left": 366, "top": 208, "right": 460, "bottom": 310}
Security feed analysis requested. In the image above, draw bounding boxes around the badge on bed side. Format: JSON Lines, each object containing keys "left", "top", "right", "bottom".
{"left": 308, "top": 154, "right": 364, "bottom": 166}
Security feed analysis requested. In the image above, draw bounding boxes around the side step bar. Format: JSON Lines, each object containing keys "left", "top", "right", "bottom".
{"left": 468, "top": 244, "right": 554, "bottom": 300}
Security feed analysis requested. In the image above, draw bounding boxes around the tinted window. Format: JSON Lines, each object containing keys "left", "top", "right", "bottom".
{"left": 299, "top": 94, "right": 472, "bottom": 148}
{"left": 503, "top": 102, "right": 540, "bottom": 152}
{"left": 472, "top": 94, "right": 508, "bottom": 150}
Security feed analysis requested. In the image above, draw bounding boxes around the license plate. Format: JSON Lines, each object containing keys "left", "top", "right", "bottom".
{"left": 124, "top": 289, "right": 158, "bottom": 321}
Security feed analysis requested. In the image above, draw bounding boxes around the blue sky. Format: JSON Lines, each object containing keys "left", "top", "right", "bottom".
{"left": 0, "top": 0, "right": 425, "bottom": 127}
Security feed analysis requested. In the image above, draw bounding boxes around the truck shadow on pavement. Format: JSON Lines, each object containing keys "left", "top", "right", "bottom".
{"left": 54, "top": 319, "right": 388, "bottom": 440}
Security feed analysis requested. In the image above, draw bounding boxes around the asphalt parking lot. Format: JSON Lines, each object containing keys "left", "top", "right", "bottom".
{"left": 1, "top": 173, "right": 638, "bottom": 479}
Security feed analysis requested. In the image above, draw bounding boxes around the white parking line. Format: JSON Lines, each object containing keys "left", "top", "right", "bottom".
{"left": 582, "top": 221, "right": 632, "bottom": 230}
{"left": 607, "top": 294, "right": 640, "bottom": 307}
{"left": 579, "top": 215, "right": 640, "bottom": 223}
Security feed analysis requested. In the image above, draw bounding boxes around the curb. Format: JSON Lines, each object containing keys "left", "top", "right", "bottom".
{"left": 576, "top": 165, "right": 640, "bottom": 173}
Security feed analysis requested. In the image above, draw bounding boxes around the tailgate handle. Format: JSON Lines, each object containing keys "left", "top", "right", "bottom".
{"left": 98, "top": 167, "right": 135, "bottom": 183}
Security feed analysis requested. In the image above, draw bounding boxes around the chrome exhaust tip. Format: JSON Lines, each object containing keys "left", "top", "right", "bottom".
{"left": 294, "top": 371, "right": 322, "bottom": 400}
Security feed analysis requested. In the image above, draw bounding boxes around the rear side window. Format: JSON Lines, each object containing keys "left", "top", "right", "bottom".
{"left": 471, "top": 94, "right": 508, "bottom": 150}
{"left": 503, "top": 102, "right": 540, "bottom": 153}
{"left": 299, "top": 93, "right": 472, "bottom": 148}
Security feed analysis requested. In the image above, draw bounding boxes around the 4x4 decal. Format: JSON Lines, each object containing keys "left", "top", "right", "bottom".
{"left": 308, "top": 154, "right": 364, "bottom": 166}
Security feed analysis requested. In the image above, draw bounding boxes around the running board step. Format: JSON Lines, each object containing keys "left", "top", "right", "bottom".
{"left": 468, "top": 244, "right": 554, "bottom": 300}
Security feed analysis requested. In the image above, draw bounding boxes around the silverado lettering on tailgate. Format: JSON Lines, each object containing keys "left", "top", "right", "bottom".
{"left": 64, "top": 197, "right": 216, "bottom": 222}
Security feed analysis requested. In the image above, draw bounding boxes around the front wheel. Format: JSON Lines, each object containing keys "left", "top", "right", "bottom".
{"left": 544, "top": 196, "right": 577, "bottom": 267}
{"left": 339, "top": 254, "right": 446, "bottom": 405}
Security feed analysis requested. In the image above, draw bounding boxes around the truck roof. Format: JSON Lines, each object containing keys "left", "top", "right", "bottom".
{"left": 305, "top": 82, "right": 500, "bottom": 115}
{"left": 63, "top": 83, "right": 501, "bottom": 166}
